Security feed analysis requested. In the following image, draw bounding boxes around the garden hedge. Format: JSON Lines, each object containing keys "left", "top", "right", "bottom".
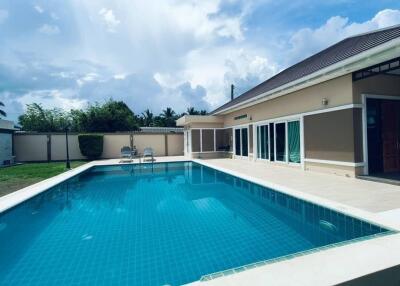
{"left": 78, "top": 134, "right": 104, "bottom": 159}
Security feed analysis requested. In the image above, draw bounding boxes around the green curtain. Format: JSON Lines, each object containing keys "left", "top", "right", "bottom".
{"left": 288, "top": 121, "right": 300, "bottom": 163}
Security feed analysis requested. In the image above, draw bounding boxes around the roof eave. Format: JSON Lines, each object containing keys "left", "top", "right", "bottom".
{"left": 212, "top": 37, "right": 400, "bottom": 115}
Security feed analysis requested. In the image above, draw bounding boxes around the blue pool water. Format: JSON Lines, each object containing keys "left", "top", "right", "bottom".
{"left": 0, "top": 162, "right": 391, "bottom": 285}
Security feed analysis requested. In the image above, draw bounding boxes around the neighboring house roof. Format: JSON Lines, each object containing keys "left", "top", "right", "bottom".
{"left": 139, "top": 127, "right": 184, "bottom": 133}
{"left": 212, "top": 25, "right": 400, "bottom": 114}
{"left": 0, "top": 119, "right": 18, "bottom": 131}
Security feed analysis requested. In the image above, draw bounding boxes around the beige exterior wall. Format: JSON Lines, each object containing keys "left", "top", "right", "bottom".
{"left": 133, "top": 134, "right": 166, "bottom": 156}
{"left": 51, "top": 135, "right": 86, "bottom": 161}
{"left": 167, "top": 134, "right": 184, "bottom": 156}
{"left": 187, "top": 122, "right": 224, "bottom": 128}
{"left": 102, "top": 134, "right": 131, "bottom": 159}
{"left": 14, "top": 135, "right": 48, "bottom": 162}
{"left": 14, "top": 133, "right": 183, "bottom": 162}
{"left": 353, "top": 74, "right": 400, "bottom": 103}
{"left": 223, "top": 75, "right": 353, "bottom": 127}
{"left": 304, "top": 108, "right": 362, "bottom": 163}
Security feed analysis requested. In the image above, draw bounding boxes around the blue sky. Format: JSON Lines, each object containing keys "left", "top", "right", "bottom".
{"left": 0, "top": 0, "right": 400, "bottom": 121}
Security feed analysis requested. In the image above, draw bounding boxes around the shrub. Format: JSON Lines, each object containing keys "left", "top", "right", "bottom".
{"left": 78, "top": 134, "right": 104, "bottom": 159}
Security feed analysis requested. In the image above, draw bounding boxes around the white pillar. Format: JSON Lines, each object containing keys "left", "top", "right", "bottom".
{"left": 300, "top": 117, "right": 305, "bottom": 170}
{"left": 213, "top": 129, "right": 216, "bottom": 152}
{"left": 200, "top": 129, "right": 203, "bottom": 153}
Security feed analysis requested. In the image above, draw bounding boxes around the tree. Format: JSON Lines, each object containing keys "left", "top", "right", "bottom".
{"left": 186, "top": 107, "right": 199, "bottom": 115}
{"left": 19, "top": 99, "right": 139, "bottom": 132}
{"left": 0, "top": 101, "right": 6, "bottom": 118}
{"left": 71, "top": 100, "right": 139, "bottom": 132}
{"left": 18, "top": 103, "right": 70, "bottom": 132}
{"left": 185, "top": 107, "right": 207, "bottom": 116}
{"left": 141, "top": 109, "right": 154, "bottom": 127}
{"left": 160, "top": 107, "right": 177, "bottom": 127}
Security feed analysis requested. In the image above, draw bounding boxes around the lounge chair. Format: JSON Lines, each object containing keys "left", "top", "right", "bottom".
{"left": 120, "top": 146, "right": 132, "bottom": 163}
{"left": 143, "top": 147, "right": 155, "bottom": 162}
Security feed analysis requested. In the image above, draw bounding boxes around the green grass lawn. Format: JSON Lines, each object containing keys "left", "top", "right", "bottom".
{"left": 0, "top": 161, "right": 87, "bottom": 197}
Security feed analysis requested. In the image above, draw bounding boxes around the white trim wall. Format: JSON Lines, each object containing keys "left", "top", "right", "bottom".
{"left": 304, "top": 158, "right": 365, "bottom": 167}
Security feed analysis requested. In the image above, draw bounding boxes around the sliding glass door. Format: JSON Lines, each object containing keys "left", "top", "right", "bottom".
{"left": 241, "top": 128, "right": 248, "bottom": 156}
{"left": 234, "top": 127, "right": 249, "bottom": 157}
{"left": 235, "top": 129, "right": 241, "bottom": 156}
{"left": 256, "top": 119, "right": 301, "bottom": 164}
{"left": 257, "top": 125, "right": 269, "bottom": 160}
{"left": 288, "top": 121, "right": 300, "bottom": 163}
{"left": 275, "top": 122, "right": 286, "bottom": 162}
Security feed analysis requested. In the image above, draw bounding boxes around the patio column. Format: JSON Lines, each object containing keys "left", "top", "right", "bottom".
{"left": 213, "top": 129, "right": 216, "bottom": 152}
{"left": 200, "top": 129, "right": 203, "bottom": 152}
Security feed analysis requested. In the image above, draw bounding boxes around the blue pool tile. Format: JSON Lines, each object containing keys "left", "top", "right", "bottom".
{"left": 0, "top": 162, "right": 392, "bottom": 286}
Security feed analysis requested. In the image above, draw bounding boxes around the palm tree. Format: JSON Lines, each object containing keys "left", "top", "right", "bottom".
{"left": 186, "top": 107, "right": 199, "bottom": 115}
{"left": 141, "top": 109, "right": 154, "bottom": 126}
{"left": 161, "top": 107, "right": 176, "bottom": 127}
{"left": 0, "top": 101, "right": 6, "bottom": 118}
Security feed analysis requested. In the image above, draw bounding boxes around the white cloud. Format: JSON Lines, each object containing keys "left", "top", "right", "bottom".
{"left": 113, "top": 74, "right": 126, "bottom": 80}
{"left": 156, "top": 46, "right": 277, "bottom": 107}
{"left": 0, "top": 9, "right": 8, "bottom": 24}
{"left": 98, "top": 8, "right": 120, "bottom": 32}
{"left": 286, "top": 9, "right": 400, "bottom": 64}
{"left": 34, "top": 5, "right": 44, "bottom": 14}
{"left": 18, "top": 90, "right": 87, "bottom": 111}
{"left": 38, "top": 24, "right": 60, "bottom": 35}
{"left": 76, "top": 73, "right": 99, "bottom": 86}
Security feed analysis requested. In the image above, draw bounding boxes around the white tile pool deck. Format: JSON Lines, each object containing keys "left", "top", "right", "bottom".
{"left": 2, "top": 156, "right": 400, "bottom": 285}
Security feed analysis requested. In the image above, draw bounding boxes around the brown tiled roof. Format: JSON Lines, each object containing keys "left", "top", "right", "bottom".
{"left": 212, "top": 25, "right": 400, "bottom": 114}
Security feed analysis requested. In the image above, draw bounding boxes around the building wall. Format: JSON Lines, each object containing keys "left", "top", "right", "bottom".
{"left": 13, "top": 133, "right": 183, "bottom": 162}
{"left": 167, "top": 134, "right": 184, "bottom": 156}
{"left": 0, "top": 132, "right": 13, "bottom": 165}
{"left": 304, "top": 108, "right": 362, "bottom": 163}
{"left": 102, "top": 135, "right": 131, "bottom": 159}
{"left": 223, "top": 74, "right": 353, "bottom": 127}
{"left": 51, "top": 135, "right": 86, "bottom": 161}
{"left": 14, "top": 134, "right": 48, "bottom": 162}
{"left": 353, "top": 74, "right": 400, "bottom": 103}
{"left": 188, "top": 122, "right": 224, "bottom": 129}
{"left": 132, "top": 134, "right": 166, "bottom": 157}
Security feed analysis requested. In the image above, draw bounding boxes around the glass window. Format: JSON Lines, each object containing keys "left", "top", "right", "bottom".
{"left": 257, "top": 125, "right": 269, "bottom": 160}
{"left": 191, "top": 130, "right": 200, "bottom": 152}
{"left": 269, "top": 123, "right": 274, "bottom": 161}
{"left": 275, "top": 123, "right": 286, "bottom": 162}
{"left": 288, "top": 121, "right": 300, "bottom": 163}
{"left": 241, "top": 128, "right": 248, "bottom": 157}
{"left": 235, "top": 129, "right": 241, "bottom": 156}
{"left": 202, "top": 129, "right": 214, "bottom": 152}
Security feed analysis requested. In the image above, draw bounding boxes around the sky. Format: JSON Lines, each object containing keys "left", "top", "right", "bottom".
{"left": 0, "top": 0, "right": 400, "bottom": 121}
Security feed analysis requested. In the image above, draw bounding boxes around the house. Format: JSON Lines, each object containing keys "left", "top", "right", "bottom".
{"left": 177, "top": 25, "right": 400, "bottom": 178}
{"left": 0, "top": 119, "right": 18, "bottom": 166}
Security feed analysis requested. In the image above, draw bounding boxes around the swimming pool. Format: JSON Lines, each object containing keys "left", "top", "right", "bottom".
{"left": 0, "top": 161, "right": 392, "bottom": 285}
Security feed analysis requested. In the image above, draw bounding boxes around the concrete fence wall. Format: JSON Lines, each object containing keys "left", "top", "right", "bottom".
{"left": 13, "top": 132, "right": 184, "bottom": 162}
